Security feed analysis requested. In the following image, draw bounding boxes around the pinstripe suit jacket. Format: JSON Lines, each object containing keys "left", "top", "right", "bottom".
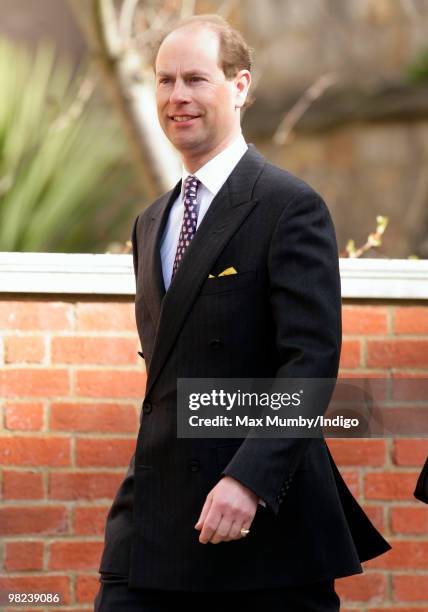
{"left": 99, "top": 144, "right": 391, "bottom": 590}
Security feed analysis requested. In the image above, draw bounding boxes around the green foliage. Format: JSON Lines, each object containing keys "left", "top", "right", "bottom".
{"left": 406, "top": 47, "right": 428, "bottom": 84}
{"left": 0, "top": 37, "right": 141, "bottom": 253}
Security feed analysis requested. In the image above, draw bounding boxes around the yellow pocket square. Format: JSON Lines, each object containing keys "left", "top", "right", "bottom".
{"left": 208, "top": 266, "right": 237, "bottom": 278}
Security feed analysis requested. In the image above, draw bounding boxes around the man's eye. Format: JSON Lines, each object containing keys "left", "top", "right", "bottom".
{"left": 159, "top": 78, "right": 171, "bottom": 85}
{"left": 190, "top": 76, "right": 203, "bottom": 82}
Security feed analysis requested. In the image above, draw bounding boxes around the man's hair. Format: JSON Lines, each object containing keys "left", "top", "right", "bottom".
{"left": 151, "top": 14, "right": 254, "bottom": 107}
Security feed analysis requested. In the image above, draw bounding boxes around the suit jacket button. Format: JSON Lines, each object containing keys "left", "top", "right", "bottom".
{"left": 210, "top": 339, "right": 223, "bottom": 350}
{"left": 189, "top": 459, "right": 200, "bottom": 472}
{"left": 143, "top": 401, "right": 152, "bottom": 414}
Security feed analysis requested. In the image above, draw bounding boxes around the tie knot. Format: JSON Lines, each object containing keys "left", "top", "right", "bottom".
{"left": 183, "top": 175, "right": 200, "bottom": 204}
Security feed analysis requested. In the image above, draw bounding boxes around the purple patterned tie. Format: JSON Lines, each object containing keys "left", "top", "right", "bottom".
{"left": 171, "top": 175, "right": 201, "bottom": 279}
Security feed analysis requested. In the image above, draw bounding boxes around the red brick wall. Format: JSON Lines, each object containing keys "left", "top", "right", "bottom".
{"left": 0, "top": 298, "right": 427, "bottom": 611}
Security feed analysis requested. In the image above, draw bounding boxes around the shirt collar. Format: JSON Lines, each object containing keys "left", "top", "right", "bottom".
{"left": 180, "top": 133, "right": 248, "bottom": 198}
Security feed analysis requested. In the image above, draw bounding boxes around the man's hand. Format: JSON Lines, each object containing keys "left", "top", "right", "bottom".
{"left": 194, "top": 476, "right": 258, "bottom": 544}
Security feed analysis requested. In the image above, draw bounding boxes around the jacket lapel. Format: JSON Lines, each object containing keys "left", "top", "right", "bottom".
{"left": 144, "top": 144, "right": 266, "bottom": 400}
{"left": 141, "top": 181, "right": 181, "bottom": 326}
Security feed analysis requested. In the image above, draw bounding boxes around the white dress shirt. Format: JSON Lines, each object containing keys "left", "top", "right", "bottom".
{"left": 160, "top": 133, "right": 248, "bottom": 290}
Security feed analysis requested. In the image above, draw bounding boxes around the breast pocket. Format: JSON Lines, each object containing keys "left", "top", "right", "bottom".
{"left": 199, "top": 270, "right": 256, "bottom": 296}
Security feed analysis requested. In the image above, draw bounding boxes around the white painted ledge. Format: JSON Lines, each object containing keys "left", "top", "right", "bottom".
{"left": 0, "top": 252, "right": 135, "bottom": 296}
{"left": 339, "top": 258, "right": 428, "bottom": 299}
{"left": 0, "top": 252, "right": 428, "bottom": 299}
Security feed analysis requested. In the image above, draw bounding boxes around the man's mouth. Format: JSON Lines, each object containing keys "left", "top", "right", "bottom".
{"left": 170, "top": 115, "right": 200, "bottom": 122}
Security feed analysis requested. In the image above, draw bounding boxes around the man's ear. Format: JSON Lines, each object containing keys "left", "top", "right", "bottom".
{"left": 234, "top": 70, "right": 251, "bottom": 110}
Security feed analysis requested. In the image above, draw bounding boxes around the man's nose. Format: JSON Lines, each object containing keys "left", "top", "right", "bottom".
{"left": 169, "top": 80, "right": 191, "bottom": 104}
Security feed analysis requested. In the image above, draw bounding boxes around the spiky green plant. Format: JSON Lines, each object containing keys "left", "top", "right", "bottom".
{"left": 0, "top": 37, "right": 142, "bottom": 252}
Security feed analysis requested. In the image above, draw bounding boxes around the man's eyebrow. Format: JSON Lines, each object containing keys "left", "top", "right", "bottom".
{"left": 156, "top": 70, "right": 211, "bottom": 78}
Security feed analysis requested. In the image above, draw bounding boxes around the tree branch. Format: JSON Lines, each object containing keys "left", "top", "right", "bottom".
{"left": 119, "top": 0, "right": 140, "bottom": 41}
{"left": 68, "top": 0, "right": 180, "bottom": 199}
{"left": 272, "top": 73, "right": 338, "bottom": 146}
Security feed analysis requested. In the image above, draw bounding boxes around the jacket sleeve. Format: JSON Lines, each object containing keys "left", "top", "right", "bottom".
{"left": 220, "top": 191, "right": 342, "bottom": 515}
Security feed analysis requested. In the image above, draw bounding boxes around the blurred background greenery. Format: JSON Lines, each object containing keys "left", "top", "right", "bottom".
{"left": 407, "top": 46, "right": 428, "bottom": 83}
{"left": 0, "top": 37, "right": 142, "bottom": 253}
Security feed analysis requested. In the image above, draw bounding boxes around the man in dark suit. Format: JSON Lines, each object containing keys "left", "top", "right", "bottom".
{"left": 95, "top": 14, "right": 391, "bottom": 611}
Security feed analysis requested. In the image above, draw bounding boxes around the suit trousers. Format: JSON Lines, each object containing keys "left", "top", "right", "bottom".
{"left": 94, "top": 576, "right": 340, "bottom": 612}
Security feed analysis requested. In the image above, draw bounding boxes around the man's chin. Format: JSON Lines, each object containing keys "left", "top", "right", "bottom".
{"left": 169, "top": 135, "right": 207, "bottom": 153}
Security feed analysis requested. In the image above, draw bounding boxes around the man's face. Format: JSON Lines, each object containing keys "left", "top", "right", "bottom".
{"left": 155, "top": 26, "right": 247, "bottom": 163}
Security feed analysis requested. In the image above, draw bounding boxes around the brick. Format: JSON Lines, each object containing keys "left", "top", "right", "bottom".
{"left": 336, "top": 572, "right": 386, "bottom": 602}
{"left": 5, "top": 541, "right": 44, "bottom": 571}
{"left": 368, "top": 540, "right": 428, "bottom": 569}
{"left": 74, "top": 506, "right": 109, "bottom": 535}
{"left": 51, "top": 336, "right": 137, "bottom": 365}
{"left": 35, "top": 609, "right": 90, "bottom": 612}
{"left": 394, "top": 306, "right": 428, "bottom": 334}
{"left": 76, "top": 438, "right": 135, "bottom": 467}
{"left": 338, "top": 371, "right": 388, "bottom": 380}
{"left": 365, "top": 472, "right": 420, "bottom": 500}
{"left": 391, "top": 506, "right": 428, "bottom": 534}
{"left": 76, "top": 574, "right": 100, "bottom": 603}
{"left": 391, "top": 375, "right": 428, "bottom": 400}
{"left": 339, "top": 340, "right": 361, "bottom": 369}
{"left": 4, "top": 336, "right": 44, "bottom": 363}
{"left": 49, "top": 471, "right": 124, "bottom": 500}
{"left": 4, "top": 402, "right": 44, "bottom": 431}
{"left": 32, "top": 609, "right": 91, "bottom": 612}
{"left": 370, "top": 608, "right": 428, "bottom": 612}
{"left": 361, "top": 504, "right": 384, "bottom": 531}
{"left": 0, "top": 575, "right": 70, "bottom": 605}
{"left": 341, "top": 470, "right": 360, "bottom": 497}
{"left": 50, "top": 402, "right": 138, "bottom": 433}
{"left": 3, "top": 609, "right": 45, "bottom": 612}
{"left": 333, "top": 376, "right": 388, "bottom": 401}
{"left": 76, "top": 303, "right": 135, "bottom": 332}
{"left": 0, "top": 302, "right": 71, "bottom": 331}
{"left": 0, "top": 369, "right": 69, "bottom": 398}
{"left": 328, "top": 440, "right": 386, "bottom": 466}
{"left": 3, "top": 470, "right": 44, "bottom": 499}
{"left": 49, "top": 541, "right": 103, "bottom": 570}
{"left": 342, "top": 306, "right": 388, "bottom": 335}
{"left": 0, "top": 436, "right": 70, "bottom": 466}
{"left": 382, "top": 406, "right": 427, "bottom": 437}
{"left": 367, "top": 340, "right": 428, "bottom": 368}
{"left": 0, "top": 506, "right": 68, "bottom": 535}
{"left": 75, "top": 369, "right": 146, "bottom": 398}
{"left": 3, "top": 609, "right": 47, "bottom": 612}
{"left": 393, "top": 574, "right": 428, "bottom": 601}
{"left": 393, "top": 439, "right": 428, "bottom": 466}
